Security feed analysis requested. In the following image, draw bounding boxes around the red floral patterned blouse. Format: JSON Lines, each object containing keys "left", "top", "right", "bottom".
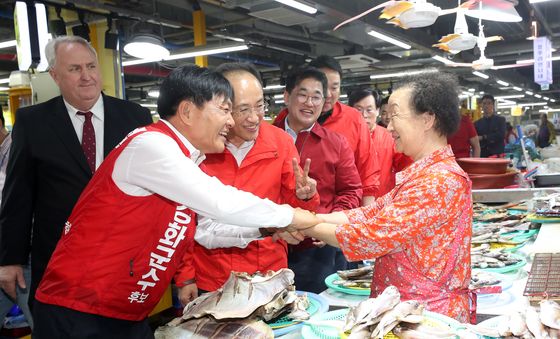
{"left": 336, "top": 145, "right": 472, "bottom": 322}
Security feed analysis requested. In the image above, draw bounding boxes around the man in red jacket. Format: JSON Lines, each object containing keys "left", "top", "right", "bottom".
{"left": 177, "top": 63, "right": 320, "bottom": 304}
{"left": 274, "top": 67, "right": 362, "bottom": 293}
{"left": 274, "top": 56, "right": 378, "bottom": 205}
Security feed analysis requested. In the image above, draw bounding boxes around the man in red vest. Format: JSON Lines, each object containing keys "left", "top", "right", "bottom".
{"left": 178, "top": 63, "right": 320, "bottom": 303}
{"left": 32, "top": 65, "right": 320, "bottom": 338}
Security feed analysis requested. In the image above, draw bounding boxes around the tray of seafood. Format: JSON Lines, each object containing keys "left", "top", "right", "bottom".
{"left": 155, "top": 269, "right": 317, "bottom": 338}
{"left": 471, "top": 247, "right": 526, "bottom": 273}
{"left": 267, "top": 290, "right": 329, "bottom": 336}
{"left": 324, "top": 266, "right": 373, "bottom": 296}
{"left": 301, "top": 286, "right": 461, "bottom": 339}
{"left": 461, "top": 299, "right": 560, "bottom": 338}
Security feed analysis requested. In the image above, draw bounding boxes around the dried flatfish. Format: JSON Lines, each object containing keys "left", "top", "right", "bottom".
{"left": 154, "top": 317, "right": 273, "bottom": 339}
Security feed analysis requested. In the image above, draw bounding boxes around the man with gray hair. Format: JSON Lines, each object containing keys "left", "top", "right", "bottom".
{"left": 0, "top": 35, "right": 152, "bottom": 307}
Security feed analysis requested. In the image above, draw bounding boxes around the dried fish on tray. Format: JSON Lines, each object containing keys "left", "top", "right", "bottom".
{"left": 471, "top": 248, "right": 526, "bottom": 273}
{"left": 325, "top": 266, "right": 373, "bottom": 295}
{"left": 155, "top": 269, "right": 309, "bottom": 339}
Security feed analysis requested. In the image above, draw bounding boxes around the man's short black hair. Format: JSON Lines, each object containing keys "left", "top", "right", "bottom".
{"left": 157, "top": 65, "right": 233, "bottom": 120}
{"left": 348, "top": 89, "right": 382, "bottom": 108}
{"left": 309, "top": 55, "right": 343, "bottom": 79}
{"left": 481, "top": 94, "right": 495, "bottom": 103}
{"left": 215, "top": 62, "right": 262, "bottom": 85}
{"left": 285, "top": 67, "right": 328, "bottom": 97}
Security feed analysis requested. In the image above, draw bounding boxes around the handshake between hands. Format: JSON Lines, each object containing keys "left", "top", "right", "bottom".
{"left": 262, "top": 207, "right": 324, "bottom": 246}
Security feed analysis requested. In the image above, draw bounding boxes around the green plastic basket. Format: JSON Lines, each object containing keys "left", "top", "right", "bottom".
{"left": 476, "top": 253, "right": 527, "bottom": 274}
{"left": 324, "top": 273, "right": 371, "bottom": 296}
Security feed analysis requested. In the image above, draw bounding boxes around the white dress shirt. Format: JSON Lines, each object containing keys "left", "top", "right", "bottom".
{"left": 64, "top": 95, "right": 104, "bottom": 169}
{"left": 111, "top": 120, "right": 293, "bottom": 231}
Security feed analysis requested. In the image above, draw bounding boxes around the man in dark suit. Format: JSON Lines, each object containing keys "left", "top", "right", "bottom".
{"left": 0, "top": 36, "right": 152, "bottom": 306}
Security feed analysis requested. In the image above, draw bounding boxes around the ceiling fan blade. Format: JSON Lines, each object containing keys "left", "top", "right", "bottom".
{"left": 333, "top": 1, "right": 396, "bottom": 30}
{"left": 485, "top": 35, "right": 504, "bottom": 42}
{"left": 380, "top": 1, "right": 415, "bottom": 19}
{"left": 439, "top": 33, "right": 461, "bottom": 43}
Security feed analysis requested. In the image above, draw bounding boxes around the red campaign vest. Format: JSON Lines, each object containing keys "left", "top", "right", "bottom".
{"left": 36, "top": 121, "right": 197, "bottom": 321}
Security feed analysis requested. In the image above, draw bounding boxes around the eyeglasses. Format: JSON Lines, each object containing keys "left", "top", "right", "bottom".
{"left": 233, "top": 102, "right": 269, "bottom": 117}
{"left": 296, "top": 93, "right": 324, "bottom": 106}
{"left": 355, "top": 106, "right": 377, "bottom": 115}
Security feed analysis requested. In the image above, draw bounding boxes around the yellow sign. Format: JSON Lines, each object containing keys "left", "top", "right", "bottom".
{"left": 511, "top": 106, "right": 523, "bottom": 116}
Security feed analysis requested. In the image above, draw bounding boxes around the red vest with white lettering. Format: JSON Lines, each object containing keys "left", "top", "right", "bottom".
{"left": 36, "top": 121, "right": 197, "bottom": 321}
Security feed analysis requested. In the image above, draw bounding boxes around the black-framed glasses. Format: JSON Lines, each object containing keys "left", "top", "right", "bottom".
{"left": 233, "top": 102, "right": 269, "bottom": 117}
{"left": 296, "top": 93, "right": 324, "bottom": 106}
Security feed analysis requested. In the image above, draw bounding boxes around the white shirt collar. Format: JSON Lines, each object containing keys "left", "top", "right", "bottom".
{"left": 160, "top": 119, "right": 206, "bottom": 165}
{"left": 284, "top": 116, "right": 314, "bottom": 143}
{"left": 64, "top": 95, "right": 105, "bottom": 121}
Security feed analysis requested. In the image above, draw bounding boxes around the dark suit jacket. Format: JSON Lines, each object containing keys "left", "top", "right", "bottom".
{"left": 0, "top": 93, "right": 152, "bottom": 300}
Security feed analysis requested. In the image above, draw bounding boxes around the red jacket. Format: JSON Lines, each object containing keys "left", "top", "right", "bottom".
{"left": 448, "top": 115, "right": 478, "bottom": 158}
{"left": 274, "top": 113, "right": 362, "bottom": 213}
{"left": 192, "top": 123, "right": 319, "bottom": 291}
{"left": 36, "top": 122, "right": 197, "bottom": 321}
{"left": 371, "top": 126, "right": 413, "bottom": 197}
{"left": 275, "top": 102, "right": 379, "bottom": 197}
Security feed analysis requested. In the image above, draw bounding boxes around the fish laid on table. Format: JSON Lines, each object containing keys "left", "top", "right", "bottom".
{"left": 393, "top": 323, "right": 456, "bottom": 339}
{"left": 154, "top": 317, "right": 273, "bottom": 339}
{"left": 370, "top": 300, "right": 425, "bottom": 339}
{"left": 540, "top": 300, "right": 560, "bottom": 330}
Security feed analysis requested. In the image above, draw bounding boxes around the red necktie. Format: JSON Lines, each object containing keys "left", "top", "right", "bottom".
{"left": 77, "top": 111, "right": 96, "bottom": 172}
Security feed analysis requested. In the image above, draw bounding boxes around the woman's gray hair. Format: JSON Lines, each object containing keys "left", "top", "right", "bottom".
{"left": 45, "top": 36, "right": 98, "bottom": 69}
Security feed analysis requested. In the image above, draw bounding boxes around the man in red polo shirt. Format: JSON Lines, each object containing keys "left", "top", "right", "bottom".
{"left": 448, "top": 114, "right": 480, "bottom": 158}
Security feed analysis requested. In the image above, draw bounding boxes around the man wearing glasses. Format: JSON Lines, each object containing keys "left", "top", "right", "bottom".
{"left": 177, "top": 63, "right": 320, "bottom": 303}
{"left": 273, "top": 67, "right": 362, "bottom": 293}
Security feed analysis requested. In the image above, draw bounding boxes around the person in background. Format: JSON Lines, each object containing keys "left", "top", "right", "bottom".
{"left": 274, "top": 56, "right": 378, "bottom": 205}
{"left": 0, "top": 109, "right": 33, "bottom": 330}
{"left": 538, "top": 113, "right": 556, "bottom": 148}
{"left": 274, "top": 67, "right": 362, "bottom": 293}
{"left": 474, "top": 94, "right": 506, "bottom": 157}
{"left": 0, "top": 36, "right": 153, "bottom": 309}
{"left": 32, "top": 65, "right": 320, "bottom": 338}
{"left": 179, "top": 63, "right": 319, "bottom": 304}
{"left": 349, "top": 89, "right": 412, "bottom": 197}
{"left": 505, "top": 122, "right": 518, "bottom": 145}
{"left": 448, "top": 114, "right": 481, "bottom": 158}
{"left": 301, "top": 72, "right": 472, "bottom": 322}
{"left": 378, "top": 97, "right": 390, "bottom": 128}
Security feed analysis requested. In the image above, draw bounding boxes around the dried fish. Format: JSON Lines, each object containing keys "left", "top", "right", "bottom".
{"left": 540, "top": 300, "right": 560, "bottom": 330}
{"left": 370, "top": 300, "right": 424, "bottom": 339}
{"left": 344, "top": 285, "right": 401, "bottom": 333}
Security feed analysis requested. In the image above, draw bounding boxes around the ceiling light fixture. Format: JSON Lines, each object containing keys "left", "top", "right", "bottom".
{"left": 472, "top": 71, "right": 489, "bottom": 79}
{"left": 551, "top": 99, "right": 556, "bottom": 102}
{"left": 274, "top": 0, "right": 317, "bottom": 14}
{"left": 496, "top": 80, "right": 510, "bottom": 86}
{"left": 432, "top": 55, "right": 454, "bottom": 65}
{"left": 544, "top": 96, "right": 550, "bottom": 100}
{"left": 465, "top": 1, "right": 522, "bottom": 22}
{"left": 148, "top": 89, "right": 159, "bottom": 98}
{"left": 367, "top": 29, "right": 411, "bottom": 49}
{"left": 535, "top": 94, "right": 542, "bottom": 98}
{"left": 495, "top": 95, "right": 525, "bottom": 99}
{"left": 529, "top": 0, "right": 558, "bottom": 3}
{"left": 123, "top": 42, "right": 249, "bottom": 66}
{"left": 0, "top": 40, "right": 16, "bottom": 49}
{"left": 526, "top": 91, "right": 534, "bottom": 95}
{"left": 370, "top": 69, "right": 437, "bottom": 79}
{"left": 123, "top": 34, "right": 170, "bottom": 60}
{"left": 0, "top": 78, "right": 9, "bottom": 84}
{"left": 264, "top": 84, "right": 286, "bottom": 91}
{"left": 540, "top": 109, "right": 560, "bottom": 113}
{"left": 513, "top": 86, "right": 523, "bottom": 91}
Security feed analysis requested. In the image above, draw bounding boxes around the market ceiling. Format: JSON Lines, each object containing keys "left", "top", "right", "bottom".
{"left": 0, "top": 0, "right": 558, "bottom": 112}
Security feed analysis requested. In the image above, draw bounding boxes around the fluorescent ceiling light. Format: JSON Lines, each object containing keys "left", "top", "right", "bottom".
{"left": 521, "top": 102, "right": 548, "bottom": 106}
{"left": 340, "top": 94, "right": 348, "bottom": 98}
{"left": 0, "top": 40, "right": 16, "bottom": 49}
{"left": 495, "top": 95, "right": 525, "bottom": 99}
{"left": 124, "top": 34, "right": 169, "bottom": 60}
{"left": 530, "top": 0, "right": 558, "bottom": 3}
{"left": 273, "top": 94, "right": 284, "bottom": 99}
{"left": 498, "top": 99, "right": 516, "bottom": 105}
{"left": 264, "top": 84, "right": 285, "bottom": 91}
{"left": 123, "top": 42, "right": 249, "bottom": 66}
{"left": 432, "top": 55, "right": 454, "bottom": 65}
{"left": 140, "top": 103, "right": 157, "bottom": 108}
{"left": 516, "top": 55, "right": 560, "bottom": 64}
{"left": 525, "top": 91, "right": 534, "bottom": 95}
{"left": 551, "top": 99, "right": 556, "bottom": 102}
{"left": 496, "top": 80, "right": 510, "bottom": 86}
{"left": 0, "top": 86, "right": 9, "bottom": 91}
{"left": 274, "top": 0, "right": 317, "bottom": 14}
{"left": 472, "top": 71, "right": 489, "bottom": 79}
{"left": 148, "top": 90, "right": 159, "bottom": 98}
{"left": 535, "top": 94, "right": 542, "bottom": 98}
{"left": 544, "top": 96, "right": 550, "bottom": 100}
{"left": 367, "top": 29, "right": 411, "bottom": 50}
{"left": 540, "top": 108, "right": 560, "bottom": 112}
{"left": 513, "top": 87, "right": 523, "bottom": 91}
{"left": 274, "top": 99, "right": 285, "bottom": 104}
{"left": 370, "top": 69, "right": 437, "bottom": 79}
{"left": 0, "top": 78, "right": 9, "bottom": 84}
{"left": 465, "top": 2, "right": 522, "bottom": 22}
{"left": 468, "top": 88, "right": 475, "bottom": 92}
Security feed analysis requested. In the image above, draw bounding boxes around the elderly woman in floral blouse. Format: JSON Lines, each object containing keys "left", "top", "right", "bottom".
{"left": 303, "top": 71, "right": 473, "bottom": 322}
